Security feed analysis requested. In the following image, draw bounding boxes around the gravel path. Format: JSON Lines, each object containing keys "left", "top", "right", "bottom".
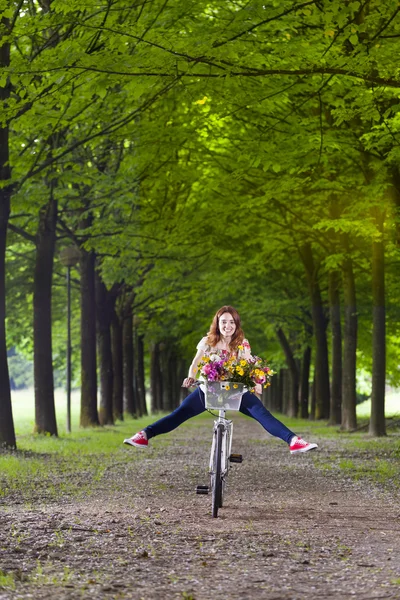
{"left": 1, "top": 416, "right": 400, "bottom": 599}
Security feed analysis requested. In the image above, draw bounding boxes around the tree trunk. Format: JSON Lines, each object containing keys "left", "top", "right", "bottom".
{"left": 123, "top": 313, "right": 136, "bottom": 416}
{"left": 263, "top": 383, "right": 272, "bottom": 409}
{"left": 341, "top": 246, "right": 357, "bottom": 431}
{"left": 299, "top": 345, "right": 311, "bottom": 419}
{"left": 276, "top": 327, "right": 299, "bottom": 417}
{"left": 0, "top": 24, "right": 16, "bottom": 449}
{"left": 0, "top": 198, "right": 14, "bottom": 448}
{"left": 111, "top": 311, "right": 123, "bottom": 421}
{"left": 150, "top": 342, "right": 162, "bottom": 413}
{"left": 369, "top": 210, "right": 386, "bottom": 436}
{"left": 135, "top": 332, "right": 147, "bottom": 416}
{"left": 300, "top": 243, "right": 330, "bottom": 419}
{"left": 33, "top": 198, "right": 58, "bottom": 435}
{"left": 80, "top": 248, "right": 99, "bottom": 427}
{"left": 170, "top": 352, "right": 180, "bottom": 411}
{"left": 274, "top": 370, "right": 283, "bottom": 413}
{"left": 281, "top": 369, "right": 290, "bottom": 415}
{"left": 96, "top": 273, "right": 114, "bottom": 426}
{"left": 178, "top": 358, "right": 188, "bottom": 403}
{"left": 269, "top": 377, "right": 276, "bottom": 411}
{"left": 160, "top": 344, "right": 174, "bottom": 411}
{"left": 310, "top": 371, "right": 316, "bottom": 420}
{"left": 391, "top": 167, "right": 400, "bottom": 247}
{"left": 328, "top": 270, "right": 342, "bottom": 426}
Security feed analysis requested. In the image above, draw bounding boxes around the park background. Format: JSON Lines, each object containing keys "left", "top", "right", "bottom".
{"left": 2, "top": 2, "right": 400, "bottom": 597}
{"left": 1, "top": 0, "right": 400, "bottom": 446}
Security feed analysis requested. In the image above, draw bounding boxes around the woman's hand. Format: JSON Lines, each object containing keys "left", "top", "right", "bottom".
{"left": 255, "top": 383, "right": 262, "bottom": 396}
{"left": 182, "top": 377, "right": 197, "bottom": 388}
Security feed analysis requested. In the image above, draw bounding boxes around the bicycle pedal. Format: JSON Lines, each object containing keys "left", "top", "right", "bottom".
{"left": 196, "top": 485, "right": 209, "bottom": 494}
{"left": 229, "top": 454, "right": 243, "bottom": 463}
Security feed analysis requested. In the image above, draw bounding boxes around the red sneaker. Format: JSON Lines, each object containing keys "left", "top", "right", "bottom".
{"left": 123, "top": 431, "right": 148, "bottom": 448}
{"left": 289, "top": 436, "right": 318, "bottom": 454}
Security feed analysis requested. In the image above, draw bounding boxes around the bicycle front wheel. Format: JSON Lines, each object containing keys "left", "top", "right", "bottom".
{"left": 211, "top": 423, "right": 223, "bottom": 518}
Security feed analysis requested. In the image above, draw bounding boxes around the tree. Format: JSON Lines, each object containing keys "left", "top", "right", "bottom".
{"left": 0, "top": 8, "right": 16, "bottom": 448}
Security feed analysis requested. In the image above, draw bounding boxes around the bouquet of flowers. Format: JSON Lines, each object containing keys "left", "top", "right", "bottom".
{"left": 196, "top": 347, "right": 274, "bottom": 393}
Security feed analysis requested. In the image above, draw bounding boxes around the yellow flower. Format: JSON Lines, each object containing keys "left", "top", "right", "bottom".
{"left": 195, "top": 96, "right": 208, "bottom": 105}
{"left": 233, "top": 384, "right": 238, "bottom": 389}
{"left": 236, "top": 367, "right": 244, "bottom": 376}
{"left": 221, "top": 376, "right": 225, "bottom": 380}
{"left": 240, "top": 360, "right": 247, "bottom": 367}
{"left": 237, "top": 345, "right": 243, "bottom": 350}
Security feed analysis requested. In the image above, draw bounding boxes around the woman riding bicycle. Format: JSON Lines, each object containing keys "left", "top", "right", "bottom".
{"left": 124, "top": 306, "right": 318, "bottom": 454}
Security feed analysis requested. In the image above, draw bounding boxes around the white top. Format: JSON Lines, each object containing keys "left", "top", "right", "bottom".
{"left": 195, "top": 336, "right": 252, "bottom": 358}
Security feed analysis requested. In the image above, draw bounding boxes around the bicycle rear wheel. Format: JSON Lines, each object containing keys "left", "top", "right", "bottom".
{"left": 211, "top": 423, "right": 223, "bottom": 518}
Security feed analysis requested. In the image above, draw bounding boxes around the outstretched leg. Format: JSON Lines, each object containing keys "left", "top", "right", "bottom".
{"left": 240, "top": 391, "right": 295, "bottom": 444}
{"left": 124, "top": 388, "right": 206, "bottom": 447}
{"left": 144, "top": 387, "right": 206, "bottom": 439}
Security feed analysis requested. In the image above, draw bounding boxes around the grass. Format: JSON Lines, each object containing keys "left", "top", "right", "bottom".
{"left": 1, "top": 388, "right": 399, "bottom": 505}
{"left": 0, "top": 570, "right": 15, "bottom": 590}
{"left": 2, "top": 388, "right": 163, "bottom": 503}
{"left": 356, "top": 391, "right": 400, "bottom": 419}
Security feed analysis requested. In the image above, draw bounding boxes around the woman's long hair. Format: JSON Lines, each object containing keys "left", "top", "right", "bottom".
{"left": 206, "top": 306, "right": 245, "bottom": 350}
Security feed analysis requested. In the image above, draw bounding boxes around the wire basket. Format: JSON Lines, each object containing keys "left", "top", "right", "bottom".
{"left": 204, "top": 381, "right": 246, "bottom": 411}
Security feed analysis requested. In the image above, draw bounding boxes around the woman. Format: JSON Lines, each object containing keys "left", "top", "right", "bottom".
{"left": 124, "top": 306, "right": 318, "bottom": 454}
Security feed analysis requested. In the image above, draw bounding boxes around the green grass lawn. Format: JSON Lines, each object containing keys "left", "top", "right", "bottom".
{"left": 10, "top": 387, "right": 159, "bottom": 453}
{"left": 10, "top": 387, "right": 400, "bottom": 437}
{"left": 356, "top": 390, "right": 400, "bottom": 418}
{"left": 11, "top": 388, "right": 82, "bottom": 435}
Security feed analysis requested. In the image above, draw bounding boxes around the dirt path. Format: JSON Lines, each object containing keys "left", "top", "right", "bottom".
{"left": 1, "top": 417, "right": 400, "bottom": 600}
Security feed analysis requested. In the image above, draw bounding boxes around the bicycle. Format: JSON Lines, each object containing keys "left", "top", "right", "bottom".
{"left": 195, "top": 380, "right": 246, "bottom": 518}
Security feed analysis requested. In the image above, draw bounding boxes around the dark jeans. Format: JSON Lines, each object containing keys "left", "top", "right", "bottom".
{"left": 145, "top": 388, "right": 295, "bottom": 444}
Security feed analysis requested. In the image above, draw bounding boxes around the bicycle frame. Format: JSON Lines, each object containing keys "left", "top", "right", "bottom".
{"left": 209, "top": 409, "right": 233, "bottom": 477}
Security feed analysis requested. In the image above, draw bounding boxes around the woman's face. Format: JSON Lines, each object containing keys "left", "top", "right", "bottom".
{"left": 218, "top": 312, "right": 236, "bottom": 337}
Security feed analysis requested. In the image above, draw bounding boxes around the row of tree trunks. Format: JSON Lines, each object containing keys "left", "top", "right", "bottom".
{"left": 264, "top": 348, "right": 312, "bottom": 420}
{"left": 276, "top": 247, "right": 356, "bottom": 428}
{"left": 300, "top": 242, "right": 330, "bottom": 419}
{"left": 263, "top": 368, "right": 293, "bottom": 416}
{"left": 123, "top": 311, "right": 135, "bottom": 416}
{"left": 135, "top": 332, "right": 147, "bottom": 417}
{"left": 341, "top": 235, "right": 357, "bottom": 431}
{"left": 299, "top": 345, "right": 311, "bottom": 419}
{"left": 161, "top": 346, "right": 175, "bottom": 412}
{"left": 276, "top": 327, "right": 299, "bottom": 417}
{"left": 261, "top": 214, "right": 385, "bottom": 433}
{"left": 369, "top": 209, "right": 386, "bottom": 436}
{"left": 83, "top": 275, "right": 148, "bottom": 425}
{"left": 150, "top": 342, "right": 163, "bottom": 413}
{"left": 150, "top": 343, "right": 184, "bottom": 412}
{"left": 0, "top": 193, "right": 14, "bottom": 448}
{"left": 80, "top": 248, "right": 99, "bottom": 427}
{"left": 328, "top": 270, "right": 342, "bottom": 426}
{"left": 0, "top": 21, "right": 16, "bottom": 448}
{"left": 33, "top": 196, "right": 58, "bottom": 435}
{"left": 96, "top": 274, "right": 115, "bottom": 425}
{"left": 111, "top": 312, "right": 123, "bottom": 420}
